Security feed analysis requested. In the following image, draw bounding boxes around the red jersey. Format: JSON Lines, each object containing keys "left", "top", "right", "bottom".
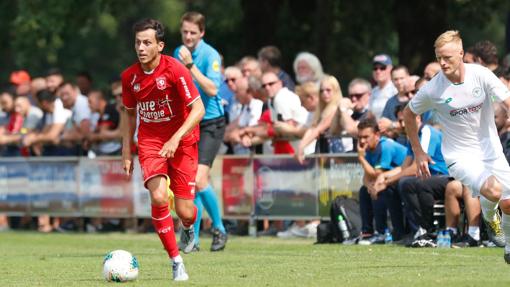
{"left": 121, "top": 55, "right": 200, "bottom": 152}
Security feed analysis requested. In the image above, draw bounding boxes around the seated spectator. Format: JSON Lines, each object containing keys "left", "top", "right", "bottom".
{"left": 356, "top": 118, "right": 407, "bottom": 244}
{"left": 292, "top": 52, "right": 324, "bottom": 85}
{"left": 86, "top": 90, "right": 122, "bottom": 156}
{"left": 45, "top": 68, "right": 64, "bottom": 93}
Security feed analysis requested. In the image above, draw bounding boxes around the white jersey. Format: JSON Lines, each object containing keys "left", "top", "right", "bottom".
{"left": 408, "top": 64, "right": 510, "bottom": 164}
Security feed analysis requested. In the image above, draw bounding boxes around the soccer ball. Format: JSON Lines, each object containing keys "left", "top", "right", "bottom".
{"left": 102, "top": 250, "right": 139, "bottom": 282}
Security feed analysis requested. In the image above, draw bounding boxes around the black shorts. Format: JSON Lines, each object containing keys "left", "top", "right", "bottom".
{"left": 198, "top": 116, "right": 226, "bottom": 166}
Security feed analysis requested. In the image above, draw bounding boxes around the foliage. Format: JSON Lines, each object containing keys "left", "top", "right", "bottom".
{"left": 0, "top": 0, "right": 508, "bottom": 91}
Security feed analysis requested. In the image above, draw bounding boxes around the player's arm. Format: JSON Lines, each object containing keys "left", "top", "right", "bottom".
{"left": 159, "top": 98, "right": 205, "bottom": 158}
{"left": 121, "top": 108, "right": 136, "bottom": 176}
{"left": 403, "top": 106, "right": 432, "bottom": 178}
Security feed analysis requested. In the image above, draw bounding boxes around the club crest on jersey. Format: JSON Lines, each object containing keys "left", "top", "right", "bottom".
{"left": 156, "top": 77, "right": 167, "bottom": 90}
{"left": 472, "top": 87, "right": 482, "bottom": 98}
{"left": 133, "top": 83, "right": 140, "bottom": 92}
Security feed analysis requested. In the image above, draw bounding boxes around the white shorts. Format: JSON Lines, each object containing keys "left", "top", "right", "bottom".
{"left": 447, "top": 156, "right": 510, "bottom": 200}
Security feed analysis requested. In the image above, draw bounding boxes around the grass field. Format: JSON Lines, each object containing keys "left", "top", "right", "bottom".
{"left": 0, "top": 231, "right": 509, "bottom": 287}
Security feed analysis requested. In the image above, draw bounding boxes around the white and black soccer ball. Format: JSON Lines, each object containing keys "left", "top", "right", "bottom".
{"left": 102, "top": 250, "right": 139, "bottom": 282}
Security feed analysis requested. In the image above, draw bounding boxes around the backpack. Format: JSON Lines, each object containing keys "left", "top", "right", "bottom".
{"left": 316, "top": 195, "right": 362, "bottom": 243}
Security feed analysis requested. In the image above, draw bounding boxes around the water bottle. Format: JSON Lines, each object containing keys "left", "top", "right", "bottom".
{"left": 337, "top": 215, "right": 350, "bottom": 240}
{"left": 443, "top": 230, "right": 451, "bottom": 248}
{"left": 384, "top": 228, "right": 393, "bottom": 244}
{"left": 437, "top": 230, "right": 445, "bottom": 248}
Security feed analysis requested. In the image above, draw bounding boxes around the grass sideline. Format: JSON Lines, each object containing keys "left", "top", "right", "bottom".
{"left": 0, "top": 231, "right": 508, "bottom": 286}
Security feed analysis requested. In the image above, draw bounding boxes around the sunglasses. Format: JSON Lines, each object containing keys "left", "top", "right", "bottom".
{"left": 262, "top": 81, "right": 278, "bottom": 88}
{"left": 349, "top": 92, "right": 367, "bottom": 98}
{"left": 224, "top": 78, "right": 236, "bottom": 84}
{"left": 373, "top": 66, "right": 387, "bottom": 71}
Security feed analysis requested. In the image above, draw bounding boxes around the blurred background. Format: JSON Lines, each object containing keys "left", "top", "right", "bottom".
{"left": 1, "top": 0, "right": 509, "bottom": 90}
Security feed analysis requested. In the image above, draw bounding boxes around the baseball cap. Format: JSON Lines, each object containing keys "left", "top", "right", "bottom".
{"left": 9, "top": 70, "right": 31, "bottom": 85}
{"left": 373, "top": 54, "right": 392, "bottom": 66}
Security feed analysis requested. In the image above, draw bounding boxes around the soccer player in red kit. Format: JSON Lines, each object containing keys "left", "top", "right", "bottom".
{"left": 121, "top": 18, "right": 205, "bottom": 281}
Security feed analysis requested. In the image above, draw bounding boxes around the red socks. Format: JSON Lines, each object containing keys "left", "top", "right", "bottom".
{"left": 152, "top": 204, "right": 179, "bottom": 258}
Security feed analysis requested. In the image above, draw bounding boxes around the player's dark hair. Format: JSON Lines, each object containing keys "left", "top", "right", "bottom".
{"left": 258, "top": 46, "right": 282, "bottom": 67}
{"left": 181, "top": 11, "right": 205, "bottom": 32}
{"left": 133, "top": 18, "right": 165, "bottom": 42}
{"left": 394, "top": 103, "right": 407, "bottom": 119}
{"left": 357, "top": 117, "right": 379, "bottom": 133}
{"left": 36, "top": 89, "right": 56, "bottom": 103}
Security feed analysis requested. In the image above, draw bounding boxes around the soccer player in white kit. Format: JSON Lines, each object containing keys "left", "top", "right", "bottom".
{"left": 404, "top": 30, "right": 510, "bottom": 261}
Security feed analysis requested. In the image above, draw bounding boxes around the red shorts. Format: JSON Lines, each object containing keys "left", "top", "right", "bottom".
{"left": 139, "top": 143, "right": 198, "bottom": 200}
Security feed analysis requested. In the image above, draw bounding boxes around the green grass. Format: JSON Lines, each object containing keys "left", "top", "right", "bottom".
{"left": 0, "top": 231, "right": 509, "bottom": 286}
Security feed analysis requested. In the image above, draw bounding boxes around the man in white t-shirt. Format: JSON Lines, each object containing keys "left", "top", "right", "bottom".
{"left": 368, "top": 54, "right": 397, "bottom": 119}
{"left": 57, "top": 81, "right": 92, "bottom": 154}
{"left": 23, "top": 89, "right": 72, "bottom": 155}
{"left": 404, "top": 30, "right": 510, "bottom": 261}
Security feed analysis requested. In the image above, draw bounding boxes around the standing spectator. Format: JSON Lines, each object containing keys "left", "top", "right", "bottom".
{"left": 45, "top": 68, "right": 64, "bottom": 93}
{"left": 258, "top": 46, "right": 295, "bottom": 91}
{"left": 222, "top": 66, "right": 243, "bottom": 123}
{"left": 463, "top": 46, "right": 476, "bottom": 63}
{"left": 379, "top": 65, "right": 412, "bottom": 136}
{"left": 356, "top": 118, "right": 407, "bottom": 244}
{"left": 57, "top": 82, "right": 92, "bottom": 155}
{"left": 173, "top": 11, "right": 228, "bottom": 252}
{"left": 86, "top": 90, "right": 121, "bottom": 156}
{"left": 295, "top": 75, "right": 342, "bottom": 163}
{"left": 239, "top": 56, "right": 262, "bottom": 79}
{"left": 10, "top": 70, "right": 31, "bottom": 97}
{"left": 76, "top": 71, "right": 93, "bottom": 96}
{"left": 0, "top": 90, "right": 23, "bottom": 156}
{"left": 368, "top": 54, "right": 397, "bottom": 119}
{"left": 292, "top": 52, "right": 324, "bottom": 85}
{"left": 29, "top": 77, "right": 48, "bottom": 105}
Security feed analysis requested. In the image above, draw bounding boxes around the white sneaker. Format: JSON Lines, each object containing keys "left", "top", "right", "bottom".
{"left": 172, "top": 261, "right": 189, "bottom": 281}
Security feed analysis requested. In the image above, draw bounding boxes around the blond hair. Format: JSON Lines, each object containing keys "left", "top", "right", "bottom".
{"left": 313, "top": 74, "right": 342, "bottom": 126}
{"left": 434, "top": 30, "right": 463, "bottom": 49}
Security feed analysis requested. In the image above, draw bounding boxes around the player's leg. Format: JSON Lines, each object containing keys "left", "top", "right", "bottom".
{"left": 444, "top": 180, "right": 462, "bottom": 237}
{"left": 146, "top": 175, "right": 188, "bottom": 281}
{"left": 196, "top": 118, "right": 228, "bottom": 251}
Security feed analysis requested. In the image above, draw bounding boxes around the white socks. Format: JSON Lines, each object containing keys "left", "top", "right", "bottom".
{"left": 172, "top": 255, "right": 183, "bottom": 263}
{"left": 480, "top": 196, "right": 498, "bottom": 222}
{"left": 502, "top": 214, "right": 510, "bottom": 254}
{"left": 468, "top": 226, "right": 480, "bottom": 241}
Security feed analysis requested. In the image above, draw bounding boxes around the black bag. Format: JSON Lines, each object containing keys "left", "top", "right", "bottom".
{"left": 317, "top": 195, "right": 362, "bottom": 243}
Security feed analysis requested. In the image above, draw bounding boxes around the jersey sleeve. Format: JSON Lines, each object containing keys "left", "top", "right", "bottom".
{"left": 121, "top": 71, "right": 137, "bottom": 109}
{"left": 482, "top": 67, "right": 510, "bottom": 102}
{"left": 205, "top": 51, "right": 222, "bottom": 91}
{"left": 408, "top": 84, "right": 433, "bottom": 115}
{"left": 172, "top": 61, "right": 200, "bottom": 106}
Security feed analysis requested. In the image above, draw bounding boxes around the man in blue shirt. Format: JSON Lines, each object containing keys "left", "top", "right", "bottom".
{"left": 356, "top": 118, "right": 407, "bottom": 244}
{"left": 174, "top": 11, "right": 227, "bottom": 252}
